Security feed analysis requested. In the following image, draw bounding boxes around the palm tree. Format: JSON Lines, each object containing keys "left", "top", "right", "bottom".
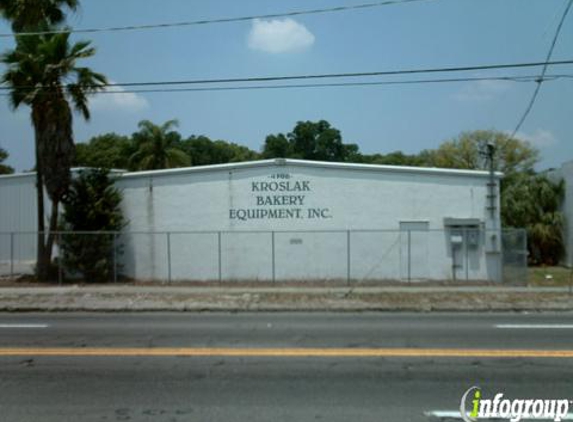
{"left": 2, "top": 32, "right": 107, "bottom": 279}
{"left": 0, "top": 0, "right": 78, "bottom": 32}
{"left": 129, "top": 120, "right": 191, "bottom": 170}
{"left": 0, "top": 147, "right": 14, "bottom": 174}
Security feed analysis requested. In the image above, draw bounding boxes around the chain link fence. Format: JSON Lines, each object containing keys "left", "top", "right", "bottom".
{"left": 501, "top": 229, "right": 529, "bottom": 285}
{"left": 0, "top": 229, "right": 527, "bottom": 285}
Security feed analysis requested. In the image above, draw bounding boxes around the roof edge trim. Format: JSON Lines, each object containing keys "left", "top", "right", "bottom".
{"left": 118, "top": 158, "right": 503, "bottom": 180}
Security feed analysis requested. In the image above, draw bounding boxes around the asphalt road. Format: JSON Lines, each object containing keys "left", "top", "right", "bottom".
{"left": 1, "top": 312, "right": 572, "bottom": 422}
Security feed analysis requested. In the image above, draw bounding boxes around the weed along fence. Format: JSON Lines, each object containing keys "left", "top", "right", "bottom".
{"left": 0, "top": 229, "right": 527, "bottom": 284}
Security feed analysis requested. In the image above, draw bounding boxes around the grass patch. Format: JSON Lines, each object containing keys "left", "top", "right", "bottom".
{"left": 528, "top": 266, "right": 573, "bottom": 287}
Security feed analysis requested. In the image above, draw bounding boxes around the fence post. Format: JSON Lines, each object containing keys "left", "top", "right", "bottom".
{"left": 57, "top": 232, "right": 63, "bottom": 285}
{"left": 166, "top": 232, "right": 172, "bottom": 284}
{"left": 271, "top": 231, "right": 276, "bottom": 283}
{"left": 347, "top": 230, "right": 351, "bottom": 285}
{"left": 569, "top": 230, "right": 573, "bottom": 295}
{"left": 218, "top": 231, "right": 222, "bottom": 283}
{"left": 10, "top": 232, "right": 14, "bottom": 280}
{"left": 465, "top": 228, "right": 469, "bottom": 281}
{"left": 112, "top": 233, "right": 118, "bottom": 284}
{"left": 569, "top": 245, "right": 572, "bottom": 296}
{"left": 407, "top": 230, "right": 412, "bottom": 283}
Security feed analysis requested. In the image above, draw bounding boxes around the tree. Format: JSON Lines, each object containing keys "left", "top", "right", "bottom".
{"left": 60, "top": 169, "right": 125, "bottom": 282}
{"left": 261, "top": 134, "right": 291, "bottom": 159}
{"left": 181, "top": 135, "right": 259, "bottom": 166}
{"left": 74, "top": 129, "right": 261, "bottom": 170}
{"left": 423, "top": 130, "right": 539, "bottom": 176}
{"left": 360, "top": 151, "right": 427, "bottom": 167}
{"left": 180, "top": 135, "right": 214, "bottom": 165}
{"left": 0, "top": 0, "right": 78, "bottom": 32}
{"left": 75, "top": 133, "right": 132, "bottom": 170}
{"left": 1, "top": 0, "right": 105, "bottom": 280}
{"left": 74, "top": 130, "right": 260, "bottom": 170}
{"left": 262, "top": 120, "right": 359, "bottom": 162}
{"left": 0, "top": 147, "right": 14, "bottom": 174}
{"left": 220, "top": 141, "right": 259, "bottom": 163}
{"left": 1, "top": 0, "right": 79, "bottom": 281}
{"left": 292, "top": 120, "right": 343, "bottom": 160}
{"left": 2, "top": 32, "right": 107, "bottom": 279}
{"left": 502, "top": 173, "right": 565, "bottom": 265}
{"left": 129, "top": 120, "right": 191, "bottom": 170}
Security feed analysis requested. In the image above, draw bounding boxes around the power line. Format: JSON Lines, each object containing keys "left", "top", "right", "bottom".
{"left": 1, "top": 74, "right": 571, "bottom": 97}
{"left": 0, "top": 0, "right": 435, "bottom": 38}
{"left": 510, "top": 0, "right": 573, "bottom": 138}
{"left": 2, "top": 59, "right": 572, "bottom": 92}
{"left": 88, "top": 74, "right": 573, "bottom": 95}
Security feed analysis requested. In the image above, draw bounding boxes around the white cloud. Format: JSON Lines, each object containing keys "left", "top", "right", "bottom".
{"left": 247, "top": 18, "right": 315, "bottom": 54}
{"left": 454, "top": 79, "right": 511, "bottom": 102}
{"left": 90, "top": 83, "right": 149, "bottom": 113}
{"left": 514, "top": 129, "right": 558, "bottom": 148}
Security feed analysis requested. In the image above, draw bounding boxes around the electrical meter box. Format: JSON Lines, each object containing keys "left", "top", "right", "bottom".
{"left": 444, "top": 218, "right": 483, "bottom": 249}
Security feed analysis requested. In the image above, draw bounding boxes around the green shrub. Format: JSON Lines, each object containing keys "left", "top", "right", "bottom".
{"left": 60, "top": 169, "right": 125, "bottom": 282}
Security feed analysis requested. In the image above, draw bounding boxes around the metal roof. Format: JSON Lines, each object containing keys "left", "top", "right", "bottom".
{"left": 0, "top": 168, "right": 126, "bottom": 181}
{"left": 0, "top": 159, "right": 503, "bottom": 182}
{"left": 118, "top": 158, "right": 503, "bottom": 180}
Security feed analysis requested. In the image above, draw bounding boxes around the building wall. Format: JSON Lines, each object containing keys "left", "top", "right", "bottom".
{"left": 0, "top": 173, "right": 40, "bottom": 233}
{"left": 115, "top": 160, "right": 502, "bottom": 282}
{"left": 0, "top": 173, "right": 40, "bottom": 274}
{"left": 0, "top": 160, "right": 502, "bottom": 282}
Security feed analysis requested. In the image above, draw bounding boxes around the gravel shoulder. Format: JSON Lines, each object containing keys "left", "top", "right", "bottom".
{"left": 1, "top": 285, "right": 573, "bottom": 312}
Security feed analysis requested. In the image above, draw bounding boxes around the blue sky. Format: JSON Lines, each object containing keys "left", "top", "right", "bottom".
{"left": 0, "top": 0, "right": 572, "bottom": 171}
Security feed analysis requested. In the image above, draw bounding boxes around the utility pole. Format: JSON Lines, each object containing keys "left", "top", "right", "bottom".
{"left": 485, "top": 143, "right": 497, "bottom": 221}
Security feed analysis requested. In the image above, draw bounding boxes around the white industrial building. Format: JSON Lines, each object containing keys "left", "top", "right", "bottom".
{"left": 0, "top": 158, "right": 504, "bottom": 282}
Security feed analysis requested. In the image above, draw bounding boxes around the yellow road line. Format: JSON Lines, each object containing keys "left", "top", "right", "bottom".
{"left": 0, "top": 348, "right": 572, "bottom": 358}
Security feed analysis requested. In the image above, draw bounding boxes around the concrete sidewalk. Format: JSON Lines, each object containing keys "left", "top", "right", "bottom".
{"left": 1, "top": 285, "right": 573, "bottom": 312}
